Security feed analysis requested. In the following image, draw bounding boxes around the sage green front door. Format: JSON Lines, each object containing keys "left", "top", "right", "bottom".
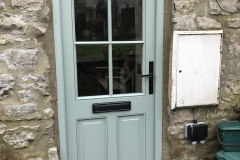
{"left": 60, "top": 0, "right": 158, "bottom": 159}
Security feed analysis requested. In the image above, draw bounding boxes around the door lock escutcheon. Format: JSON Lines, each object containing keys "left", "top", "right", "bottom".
{"left": 141, "top": 61, "right": 153, "bottom": 94}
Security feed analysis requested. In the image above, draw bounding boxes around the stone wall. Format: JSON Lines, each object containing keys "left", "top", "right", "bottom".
{"left": 166, "top": 0, "right": 240, "bottom": 159}
{"left": 0, "top": 0, "right": 58, "bottom": 159}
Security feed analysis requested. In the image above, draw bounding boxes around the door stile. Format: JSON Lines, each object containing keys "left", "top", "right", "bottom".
{"left": 154, "top": 0, "right": 164, "bottom": 159}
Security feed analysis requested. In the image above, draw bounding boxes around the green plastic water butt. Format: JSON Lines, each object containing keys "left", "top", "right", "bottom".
{"left": 217, "top": 121, "right": 240, "bottom": 152}
{"left": 216, "top": 151, "right": 240, "bottom": 160}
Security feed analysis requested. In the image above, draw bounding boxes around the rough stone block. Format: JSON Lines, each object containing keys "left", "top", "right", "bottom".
{"left": 171, "top": 109, "right": 199, "bottom": 123}
{"left": 0, "top": 0, "right": 5, "bottom": 10}
{"left": 233, "top": 104, "right": 240, "bottom": 113}
{"left": 209, "top": 0, "right": 239, "bottom": 15}
{"left": 227, "top": 18, "right": 240, "bottom": 28}
{"left": 0, "top": 48, "right": 38, "bottom": 70}
{"left": 12, "top": 0, "right": 44, "bottom": 12}
{"left": 7, "top": 125, "right": 40, "bottom": 132}
{"left": 175, "top": 0, "right": 200, "bottom": 13}
{"left": 18, "top": 90, "right": 37, "bottom": 102}
{"left": 229, "top": 34, "right": 240, "bottom": 43}
{"left": 170, "top": 141, "right": 188, "bottom": 158}
{"left": 0, "top": 34, "right": 31, "bottom": 45}
{"left": 17, "top": 74, "right": 39, "bottom": 81}
{"left": 3, "top": 132, "right": 35, "bottom": 148}
{"left": 0, "top": 123, "right": 6, "bottom": 134}
{"left": 19, "top": 83, "right": 49, "bottom": 95}
{"left": 48, "top": 147, "right": 59, "bottom": 160}
{"left": 38, "top": 6, "right": 50, "bottom": 22}
{"left": 228, "top": 44, "right": 240, "bottom": 58}
{"left": 32, "top": 22, "right": 48, "bottom": 36}
{"left": 5, "top": 103, "right": 37, "bottom": 116}
{"left": 172, "top": 14, "right": 196, "bottom": 30}
{"left": 0, "top": 74, "right": 14, "bottom": 100}
{"left": 197, "top": 17, "right": 221, "bottom": 29}
{"left": 19, "top": 83, "right": 48, "bottom": 89}
{"left": 207, "top": 109, "right": 225, "bottom": 118}
{"left": 24, "top": 14, "right": 38, "bottom": 22}
{"left": 0, "top": 14, "right": 26, "bottom": 35}
{"left": 168, "top": 125, "right": 184, "bottom": 140}
{"left": 43, "top": 108, "right": 54, "bottom": 119}
{"left": 221, "top": 97, "right": 232, "bottom": 102}
{"left": 28, "top": 158, "right": 43, "bottom": 160}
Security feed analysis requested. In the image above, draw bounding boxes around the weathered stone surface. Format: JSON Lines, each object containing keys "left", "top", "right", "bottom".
{"left": 44, "top": 96, "right": 52, "bottom": 107}
{"left": 168, "top": 125, "right": 184, "bottom": 140}
{"left": 7, "top": 125, "right": 40, "bottom": 132}
{"left": 21, "top": 125, "right": 40, "bottom": 130}
{"left": 207, "top": 109, "right": 225, "bottom": 118}
{"left": 17, "top": 74, "right": 39, "bottom": 81}
{"left": 48, "top": 147, "right": 59, "bottom": 160}
{"left": 12, "top": 0, "right": 44, "bottom": 12}
{"left": 19, "top": 83, "right": 49, "bottom": 95}
{"left": 227, "top": 18, "right": 240, "bottom": 28}
{"left": 175, "top": 0, "right": 200, "bottom": 13}
{"left": 19, "top": 83, "right": 48, "bottom": 89}
{"left": 228, "top": 44, "right": 240, "bottom": 58}
{"left": 0, "top": 0, "right": 5, "bottom": 10}
{"left": 0, "top": 34, "right": 13, "bottom": 44}
{"left": 0, "top": 14, "right": 26, "bottom": 35}
{"left": 48, "top": 138, "right": 54, "bottom": 144}
{"left": 0, "top": 74, "right": 14, "bottom": 100}
{"left": 11, "top": 37, "right": 31, "bottom": 46}
{"left": 170, "top": 141, "right": 188, "bottom": 158}
{"left": 221, "top": 97, "right": 232, "bottom": 102}
{"left": 172, "top": 14, "right": 196, "bottom": 30}
{"left": 197, "top": 17, "right": 221, "bottom": 29}
{"left": 229, "top": 34, "right": 240, "bottom": 43}
{"left": 3, "top": 132, "right": 35, "bottom": 148}
{"left": 0, "top": 34, "right": 31, "bottom": 45}
{"left": 0, "top": 49, "right": 38, "bottom": 70}
{"left": 28, "top": 158, "right": 43, "bottom": 160}
{"left": 233, "top": 104, "right": 240, "bottom": 114}
{"left": 39, "top": 6, "right": 50, "bottom": 22}
{"left": 172, "top": 109, "right": 199, "bottom": 123}
{"left": 43, "top": 108, "right": 54, "bottom": 119}
{"left": 46, "top": 122, "right": 54, "bottom": 129}
{"left": 18, "top": 90, "right": 37, "bottom": 102}
{"left": 0, "top": 123, "right": 6, "bottom": 134}
{"left": 24, "top": 14, "right": 38, "bottom": 22}
{"left": 32, "top": 23, "right": 48, "bottom": 36}
{"left": 209, "top": 0, "right": 239, "bottom": 15}
{"left": 5, "top": 103, "right": 37, "bottom": 116}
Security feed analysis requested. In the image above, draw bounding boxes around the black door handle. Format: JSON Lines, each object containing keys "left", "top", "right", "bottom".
{"left": 141, "top": 61, "right": 153, "bottom": 94}
{"left": 141, "top": 73, "right": 153, "bottom": 78}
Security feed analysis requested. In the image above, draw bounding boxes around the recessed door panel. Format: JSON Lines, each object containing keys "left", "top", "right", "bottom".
{"left": 77, "top": 118, "right": 107, "bottom": 160}
{"left": 117, "top": 115, "right": 145, "bottom": 160}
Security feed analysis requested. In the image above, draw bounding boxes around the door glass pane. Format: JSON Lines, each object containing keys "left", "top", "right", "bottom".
{"left": 112, "top": 44, "right": 142, "bottom": 94}
{"left": 74, "top": 0, "right": 108, "bottom": 41}
{"left": 76, "top": 45, "right": 109, "bottom": 96}
{"left": 112, "top": 0, "right": 142, "bottom": 41}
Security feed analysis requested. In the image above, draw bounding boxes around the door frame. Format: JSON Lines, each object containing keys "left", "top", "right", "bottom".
{"left": 52, "top": 0, "right": 164, "bottom": 159}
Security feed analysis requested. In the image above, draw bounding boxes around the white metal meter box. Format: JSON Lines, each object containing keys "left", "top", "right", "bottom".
{"left": 169, "top": 31, "right": 223, "bottom": 110}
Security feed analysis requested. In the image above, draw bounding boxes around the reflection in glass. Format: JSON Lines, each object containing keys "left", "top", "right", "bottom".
{"left": 76, "top": 45, "right": 109, "bottom": 96}
{"left": 112, "top": 44, "right": 142, "bottom": 94}
{"left": 112, "top": 0, "right": 142, "bottom": 41}
{"left": 74, "top": 0, "right": 108, "bottom": 41}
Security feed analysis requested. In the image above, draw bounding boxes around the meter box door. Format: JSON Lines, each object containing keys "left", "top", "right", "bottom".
{"left": 169, "top": 31, "right": 223, "bottom": 110}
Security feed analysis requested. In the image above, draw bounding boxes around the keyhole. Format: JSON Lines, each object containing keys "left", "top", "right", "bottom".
{"left": 179, "top": 70, "right": 182, "bottom": 73}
